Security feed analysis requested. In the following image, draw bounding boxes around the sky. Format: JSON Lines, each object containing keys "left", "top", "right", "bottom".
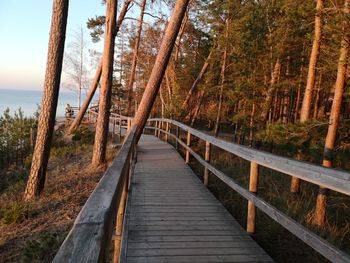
{"left": 0, "top": 0, "right": 106, "bottom": 91}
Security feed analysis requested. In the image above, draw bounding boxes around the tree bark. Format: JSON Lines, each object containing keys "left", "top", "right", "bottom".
{"left": 182, "top": 48, "right": 214, "bottom": 108}
{"left": 91, "top": 0, "right": 118, "bottom": 167}
{"left": 174, "top": 10, "right": 188, "bottom": 62}
{"left": 190, "top": 90, "right": 205, "bottom": 126}
{"left": 314, "top": 0, "right": 349, "bottom": 226}
{"left": 300, "top": 0, "right": 323, "bottom": 122}
{"left": 127, "top": 0, "right": 147, "bottom": 116}
{"left": 260, "top": 59, "right": 281, "bottom": 124}
{"left": 133, "top": 0, "right": 190, "bottom": 142}
{"left": 214, "top": 46, "right": 227, "bottom": 137}
{"left": 24, "top": 0, "right": 69, "bottom": 200}
{"left": 67, "top": 62, "right": 102, "bottom": 134}
{"left": 67, "top": 0, "right": 131, "bottom": 135}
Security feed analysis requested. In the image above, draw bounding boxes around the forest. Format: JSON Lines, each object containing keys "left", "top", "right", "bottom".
{"left": 1, "top": 0, "right": 350, "bottom": 262}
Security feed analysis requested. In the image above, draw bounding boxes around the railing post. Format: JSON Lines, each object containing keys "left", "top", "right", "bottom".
{"left": 113, "top": 177, "right": 128, "bottom": 263}
{"left": 118, "top": 118, "right": 122, "bottom": 142}
{"left": 247, "top": 161, "right": 259, "bottom": 234}
{"left": 165, "top": 122, "right": 169, "bottom": 142}
{"left": 204, "top": 141, "right": 211, "bottom": 186}
{"left": 127, "top": 118, "right": 132, "bottom": 132}
{"left": 186, "top": 131, "right": 191, "bottom": 163}
{"left": 112, "top": 118, "right": 116, "bottom": 134}
{"left": 175, "top": 126, "right": 179, "bottom": 150}
{"left": 154, "top": 121, "right": 158, "bottom": 136}
{"left": 157, "top": 121, "right": 161, "bottom": 138}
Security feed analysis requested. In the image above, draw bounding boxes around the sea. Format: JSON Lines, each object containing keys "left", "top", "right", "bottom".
{"left": 0, "top": 89, "right": 98, "bottom": 118}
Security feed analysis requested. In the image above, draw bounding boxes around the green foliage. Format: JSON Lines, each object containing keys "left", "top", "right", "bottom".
{"left": 71, "top": 127, "right": 94, "bottom": 144}
{"left": 86, "top": 15, "right": 105, "bottom": 43}
{"left": 256, "top": 121, "right": 328, "bottom": 149}
{"left": 0, "top": 108, "right": 37, "bottom": 168}
{"left": 1, "top": 203, "right": 35, "bottom": 225}
{"left": 21, "top": 231, "right": 62, "bottom": 263}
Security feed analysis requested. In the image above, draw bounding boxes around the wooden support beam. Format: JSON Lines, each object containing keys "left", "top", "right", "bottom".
{"left": 186, "top": 131, "right": 191, "bottom": 163}
{"left": 154, "top": 121, "right": 158, "bottom": 136}
{"left": 165, "top": 122, "right": 169, "bottom": 142}
{"left": 175, "top": 126, "right": 180, "bottom": 150}
{"left": 204, "top": 141, "right": 211, "bottom": 186}
{"left": 247, "top": 162, "right": 259, "bottom": 234}
{"left": 113, "top": 180, "right": 128, "bottom": 263}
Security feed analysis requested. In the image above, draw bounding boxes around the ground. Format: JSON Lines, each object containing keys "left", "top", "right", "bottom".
{"left": 0, "top": 129, "right": 118, "bottom": 263}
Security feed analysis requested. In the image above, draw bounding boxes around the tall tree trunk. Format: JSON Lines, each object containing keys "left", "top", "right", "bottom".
{"left": 91, "top": 0, "right": 118, "bottom": 167}
{"left": 67, "top": 0, "right": 131, "bottom": 135}
{"left": 133, "top": 0, "right": 190, "bottom": 141}
{"left": 127, "top": 0, "right": 146, "bottom": 116}
{"left": 314, "top": 0, "right": 349, "bottom": 226}
{"left": 24, "top": 0, "right": 69, "bottom": 201}
{"left": 214, "top": 51, "right": 227, "bottom": 137}
{"left": 182, "top": 48, "right": 214, "bottom": 108}
{"left": 67, "top": 62, "right": 102, "bottom": 134}
{"left": 174, "top": 10, "right": 188, "bottom": 62}
{"left": 214, "top": 19, "right": 228, "bottom": 137}
{"left": 313, "top": 73, "right": 322, "bottom": 119}
{"left": 190, "top": 90, "right": 205, "bottom": 126}
{"left": 260, "top": 59, "right": 281, "bottom": 124}
{"left": 300, "top": 0, "right": 324, "bottom": 122}
{"left": 249, "top": 101, "right": 256, "bottom": 147}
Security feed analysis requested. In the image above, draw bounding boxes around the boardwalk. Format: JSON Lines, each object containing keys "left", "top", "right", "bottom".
{"left": 121, "top": 135, "right": 273, "bottom": 263}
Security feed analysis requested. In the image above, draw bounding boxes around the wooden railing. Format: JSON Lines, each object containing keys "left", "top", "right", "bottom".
{"left": 53, "top": 125, "right": 137, "bottom": 263}
{"left": 146, "top": 118, "right": 350, "bottom": 263}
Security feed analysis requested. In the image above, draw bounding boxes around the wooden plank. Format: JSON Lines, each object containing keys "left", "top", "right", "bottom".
{"left": 127, "top": 235, "right": 254, "bottom": 243}
{"left": 127, "top": 241, "right": 259, "bottom": 249}
{"left": 128, "top": 225, "right": 239, "bottom": 231}
{"left": 128, "top": 220, "right": 239, "bottom": 226}
{"left": 127, "top": 247, "right": 268, "bottom": 257}
{"left": 127, "top": 255, "right": 273, "bottom": 263}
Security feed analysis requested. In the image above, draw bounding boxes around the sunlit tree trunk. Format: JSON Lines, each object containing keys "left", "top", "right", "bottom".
{"left": 91, "top": 0, "right": 118, "bottom": 167}
{"left": 314, "top": 0, "right": 349, "bottom": 226}
{"left": 67, "top": 62, "right": 102, "bottom": 134}
{"left": 127, "top": 0, "right": 146, "bottom": 115}
{"left": 24, "top": 0, "right": 69, "bottom": 200}
{"left": 133, "top": 0, "right": 190, "bottom": 141}
{"left": 67, "top": 0, "right": 131, "bottom": 135}
{"left": 214, "top": 46, "right": 227, "bottom": 137}
{"left": 182, "top": 48, "right": 214, "bottom": 108}
{"left": 174, "top": 10, "right": 188, "bottom": 62}
{"left": 300, "top": 0, "right": 323, "bottom": 122}
{"left": 260, "top": 59, "right": 281, "bottom": 124}
{"left": 190, "top": 90, "right": 205, "bottom": 126}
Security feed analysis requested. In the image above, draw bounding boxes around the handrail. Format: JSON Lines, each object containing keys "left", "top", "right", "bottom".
{"left": 146, "top": 118, "right": 350, "bottom": 263}
{"left": 53, "top": 125, "right": 138, "bottom": 263}
{"left": 150, "top": 118, "right": 350, "bottom": 195}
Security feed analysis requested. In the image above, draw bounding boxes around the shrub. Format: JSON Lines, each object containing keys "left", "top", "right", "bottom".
{"left": 1, "top": 203, "right": 35, "bottom": 225}
{"left": 21, "top": 231, "right": 62, "bottom": 263}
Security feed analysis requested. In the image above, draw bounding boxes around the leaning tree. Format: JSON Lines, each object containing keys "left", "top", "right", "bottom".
{"left": 24, "top": 0, "right": 69, "bottom": 200}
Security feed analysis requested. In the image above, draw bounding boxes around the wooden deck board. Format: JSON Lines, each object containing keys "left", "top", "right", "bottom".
{"left": 123, "top": 135, "right": 273, "bottom": 263}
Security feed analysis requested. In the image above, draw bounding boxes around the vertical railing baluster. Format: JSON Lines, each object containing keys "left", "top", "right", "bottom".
{"left": 186, "top": 131, "right": 191, "bottom": 163}
{"left": 204, "top": 141, "right": 211, "bottom": 186}
{"left": 165, "top": 122, "right": 169, "bottom": 142}
{"left": 247, "top": 161, "right": 259, "bottom": 234}
{"left": 175, "top": 126, "right": 179, "bottom": 150}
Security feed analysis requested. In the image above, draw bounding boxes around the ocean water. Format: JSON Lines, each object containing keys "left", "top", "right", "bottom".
{"left": 0, "top": 89, "right": 95, "bottom": 117}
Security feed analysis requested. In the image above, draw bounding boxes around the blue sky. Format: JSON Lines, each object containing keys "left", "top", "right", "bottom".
{"left": 0, "top": 1, "right": 106, "bottom": 90}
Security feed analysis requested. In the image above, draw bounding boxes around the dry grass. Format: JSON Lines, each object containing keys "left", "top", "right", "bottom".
{"left": 0, "top": 133, "right": 119, "bottom": 262}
